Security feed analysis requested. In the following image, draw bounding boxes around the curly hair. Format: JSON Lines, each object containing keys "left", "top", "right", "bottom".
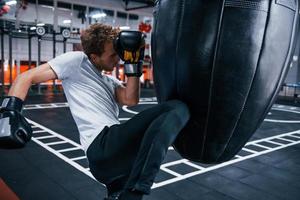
{"left": 80, "top": 23, "right": 119, "bottom": 57}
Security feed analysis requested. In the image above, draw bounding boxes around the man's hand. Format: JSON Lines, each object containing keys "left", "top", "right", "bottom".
{"left": 0, "top": 96, "right": 32, "bottom": 148}
{"left": 114, "top": 31, "right": 145, "bottom": 77}
{"left": 1, "top": 63, "right": 57, "bottom": 149}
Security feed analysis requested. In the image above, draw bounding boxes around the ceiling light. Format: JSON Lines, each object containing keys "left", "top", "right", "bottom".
{"left": 91, "top": 13, "right": 106, "bottom": 19}
{"left": 63, "top": 19, "right": 72, "bottom": 24}
{"left": 119, "top": 26, "right": 130, "bottom": 30}
{"left": 5, "top": 0, "right": 17, "bottom": 6}
{"left": 41, "top": 5, "right": 54, "bottom": 10}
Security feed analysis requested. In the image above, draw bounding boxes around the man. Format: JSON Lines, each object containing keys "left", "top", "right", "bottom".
{"left": 0, "top": 24, "right": 190, "bottom": 200}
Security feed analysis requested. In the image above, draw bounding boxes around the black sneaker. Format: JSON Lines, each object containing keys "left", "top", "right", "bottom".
{"left": 103, "top": 191, "right": 122, "bottom": 200}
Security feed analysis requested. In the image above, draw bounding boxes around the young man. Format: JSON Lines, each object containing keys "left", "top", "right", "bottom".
{"left": 0, "top": 24, "right": 190, "bottom": 200}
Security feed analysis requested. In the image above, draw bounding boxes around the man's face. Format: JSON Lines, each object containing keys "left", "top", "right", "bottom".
{"left": 91, "top": 42, "right": 120, "bottom": 72}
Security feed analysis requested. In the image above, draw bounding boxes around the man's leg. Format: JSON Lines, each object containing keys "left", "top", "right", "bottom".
{"left": 87, "top": 100, "right": 190, "bottom": 196}
{"left": 122, "top": 100, "right": 190, "bottom": 195}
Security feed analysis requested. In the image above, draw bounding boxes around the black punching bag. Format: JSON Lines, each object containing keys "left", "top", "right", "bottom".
{"left": 151, "top": 0, "right": 299, "bottom": 163}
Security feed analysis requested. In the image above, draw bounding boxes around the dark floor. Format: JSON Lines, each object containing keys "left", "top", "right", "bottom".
{"left": 0, "top": 89, "right": 300, "bottom": 200}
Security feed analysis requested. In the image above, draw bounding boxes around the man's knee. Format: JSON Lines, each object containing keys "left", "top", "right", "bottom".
{"left": 163, "top": 100, "right": 190, "bottom": 121}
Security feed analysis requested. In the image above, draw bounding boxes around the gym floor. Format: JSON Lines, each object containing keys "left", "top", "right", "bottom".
{"left": 0, "top": 89, "right": 300, "bottom": 200}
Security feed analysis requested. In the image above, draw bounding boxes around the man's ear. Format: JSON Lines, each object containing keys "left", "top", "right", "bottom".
{"left": 89, "top": 53, "right": 97, "bottom": 62}
{"left": 90, "top": 53, "right": 95, "bottom": 60}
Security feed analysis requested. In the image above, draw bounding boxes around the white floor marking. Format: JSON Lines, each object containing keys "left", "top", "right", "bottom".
{"left": 23, "top": 98, "right": 157, "bottom": 110}
{"left": 24, "top": 101, "right": 300, "bottom": 124}
{"left": 24, "top": 101, "right": 300, "bottom": 190}
{"left": 272, "top": 107, "right": 300, "bottom": 114}
{"left": 266, "top": 140, "right": 284, "bottom": 146}
{"left": 241, "top": 148, "right": 258, "bottom": 154}
{"left": 119, "top": 118, "right": 130, "bottom": 121}
{"left": 182, "top": 160, "right": 205, "bottom": 170}
{"left": 289, "top": 135, "right": 300, "bottom": 139}
{"left": 264, "top": 107, "right": 300, "bottom": 123}
{"left": 160, "top": 167, "right": 182, "bottom": 177}
{"left": 251, "top": 143, "right": 271, "bottom": 150}
{"left": 57, "top": 147, "right": 82, "bottom": 153}
{"left": 152, "top": 129, "right": 300, "bottom": 189}
{"left": 24, "top": 103, "right": 69, "bottom": 110}
{"left": 277, "top": 137, "right": 296, "bottom": 143}
{"left": 122, "top": 102, "right": 158, "bottom": 114}
{"left": 161, "top": 159, "right": 187, "bottom": 168}
{"left": 28, "top": 119, "right": 84, "bottom": 149}
{"left": 33, "top": 130, "right": 47, "bottom": 133}
{"left": 46, "top": 141, "right": 68, "bottom": 146}
{"left": 34, "top": 135, "right": 56, "bottom": 140}
{"left": 264, "top": 119, "right": 300, "bottom": 123}
{"left": 246, "top": 129, "right": 300, "bottom": 145}
{"left": 70, "top": 156, "right": 87, "bottom": 161}
{"left": 26, "top": 118, "right": 104, "bottom": 185}
{"left": 32, "top": 137, "right": 97, "bottom": 182}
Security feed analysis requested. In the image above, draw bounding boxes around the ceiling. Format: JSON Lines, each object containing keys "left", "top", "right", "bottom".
{"left": 122, "top": 0, "right": 155, "bottom": 11}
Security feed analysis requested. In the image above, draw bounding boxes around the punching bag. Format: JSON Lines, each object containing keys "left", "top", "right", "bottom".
{"left": 151, "top": 0, "right": 299, "bottom": 163}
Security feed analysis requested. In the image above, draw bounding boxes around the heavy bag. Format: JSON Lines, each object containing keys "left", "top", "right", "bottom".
{"left": 151, "top": 0, "right": 299, "bottom": 163}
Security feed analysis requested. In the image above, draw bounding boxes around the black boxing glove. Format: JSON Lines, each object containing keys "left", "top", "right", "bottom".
{"left": 0, "top": 96, "right": 32, "bottom": 148}
{"left": 114, "top": 31, "right": 145, "bottom": 77}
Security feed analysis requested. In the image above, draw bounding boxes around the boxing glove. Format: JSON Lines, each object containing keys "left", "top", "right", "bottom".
{"left": 114, "top": 31, "right": 145, "bottom": 77}
{"left": 0, "top": 96, "right": 32, "bottom": 148}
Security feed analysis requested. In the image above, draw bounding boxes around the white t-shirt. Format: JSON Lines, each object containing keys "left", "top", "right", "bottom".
{"left": 48, "top": 51, "right": 123, "bottom": 152}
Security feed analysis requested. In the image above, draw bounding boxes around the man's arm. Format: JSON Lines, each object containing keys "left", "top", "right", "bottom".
{"left": 8, "top": 63, "right": 57, "bottom": 100}
{"left": 114, "top": 30, "right": 145, "bottom": 107}
{"left": 0, "top": 63, "right": 57, "bottom": 148}
{"left": 116, "top": 77, "right": 140, "bottom": 106}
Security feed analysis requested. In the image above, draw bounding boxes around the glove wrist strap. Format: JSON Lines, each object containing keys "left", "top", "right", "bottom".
{"left": 124, "top": 62, "right": 143, "bottom": 77}
{"left": 1, "top": 96, "right": 24, "bottom": 112}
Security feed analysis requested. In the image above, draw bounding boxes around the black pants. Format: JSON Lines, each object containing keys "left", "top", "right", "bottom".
{"left": 86, "top": 100, "right": 190, "bottom": 195}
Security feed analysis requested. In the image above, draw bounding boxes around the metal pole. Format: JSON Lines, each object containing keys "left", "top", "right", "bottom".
{"left": 53, "top": 33, "right": 56, "bottom": 57}
{"left": 52, "top": 32, "right": 57, "bottom": 92}
{"left": 8, "top": 28, "right": 12, "bottom": 87}
{"left": 116, "top": 64, "right": 119, "bottom": 80}
{"left": 1, "top": 29, "right": 5, "bottom": 95}
{"left": 27, "top": 32, "right": 33, "bottom": 94}
{"left": 63, "top": 38, "right": 67, "bottom": 53}
{"left": 52, "top": 0, "right": 58, "bottom": 93}
{"left": 35, "top": 25, "right": 45, "bottom": 95}
{"left": 297, "top": 25, "right": 300, "bottom": 84}
{"left": 28, "top": 33, "right": 32, "bottom": 70}
{"left": 37, "top": 36, "right": 41, "bottom": 94}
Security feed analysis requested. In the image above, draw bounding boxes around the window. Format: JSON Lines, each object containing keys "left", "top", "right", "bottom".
{"left": 73, "top": 4, "right": 86, "bottom": 12}
{"left": 57, "top": 1, "right": 71, "bottom": 10}
{"left": 129, "top": 14, "right": 139, "bottom": 20}
{"left": 38, "top": 0, "right": 53, "bottom": 7}
{"left": 117, "top": 12, "right": 127, "bottom": 19}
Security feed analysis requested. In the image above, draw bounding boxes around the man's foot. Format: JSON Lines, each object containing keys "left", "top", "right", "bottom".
{"left": 103, "top": 197, "right": 118, "bottom": 200}
{"left": 103, "top": 191, "right": 122, "bottom": 200}
{"left": 118, "top": 189, "right": 144, "bottom": 200}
